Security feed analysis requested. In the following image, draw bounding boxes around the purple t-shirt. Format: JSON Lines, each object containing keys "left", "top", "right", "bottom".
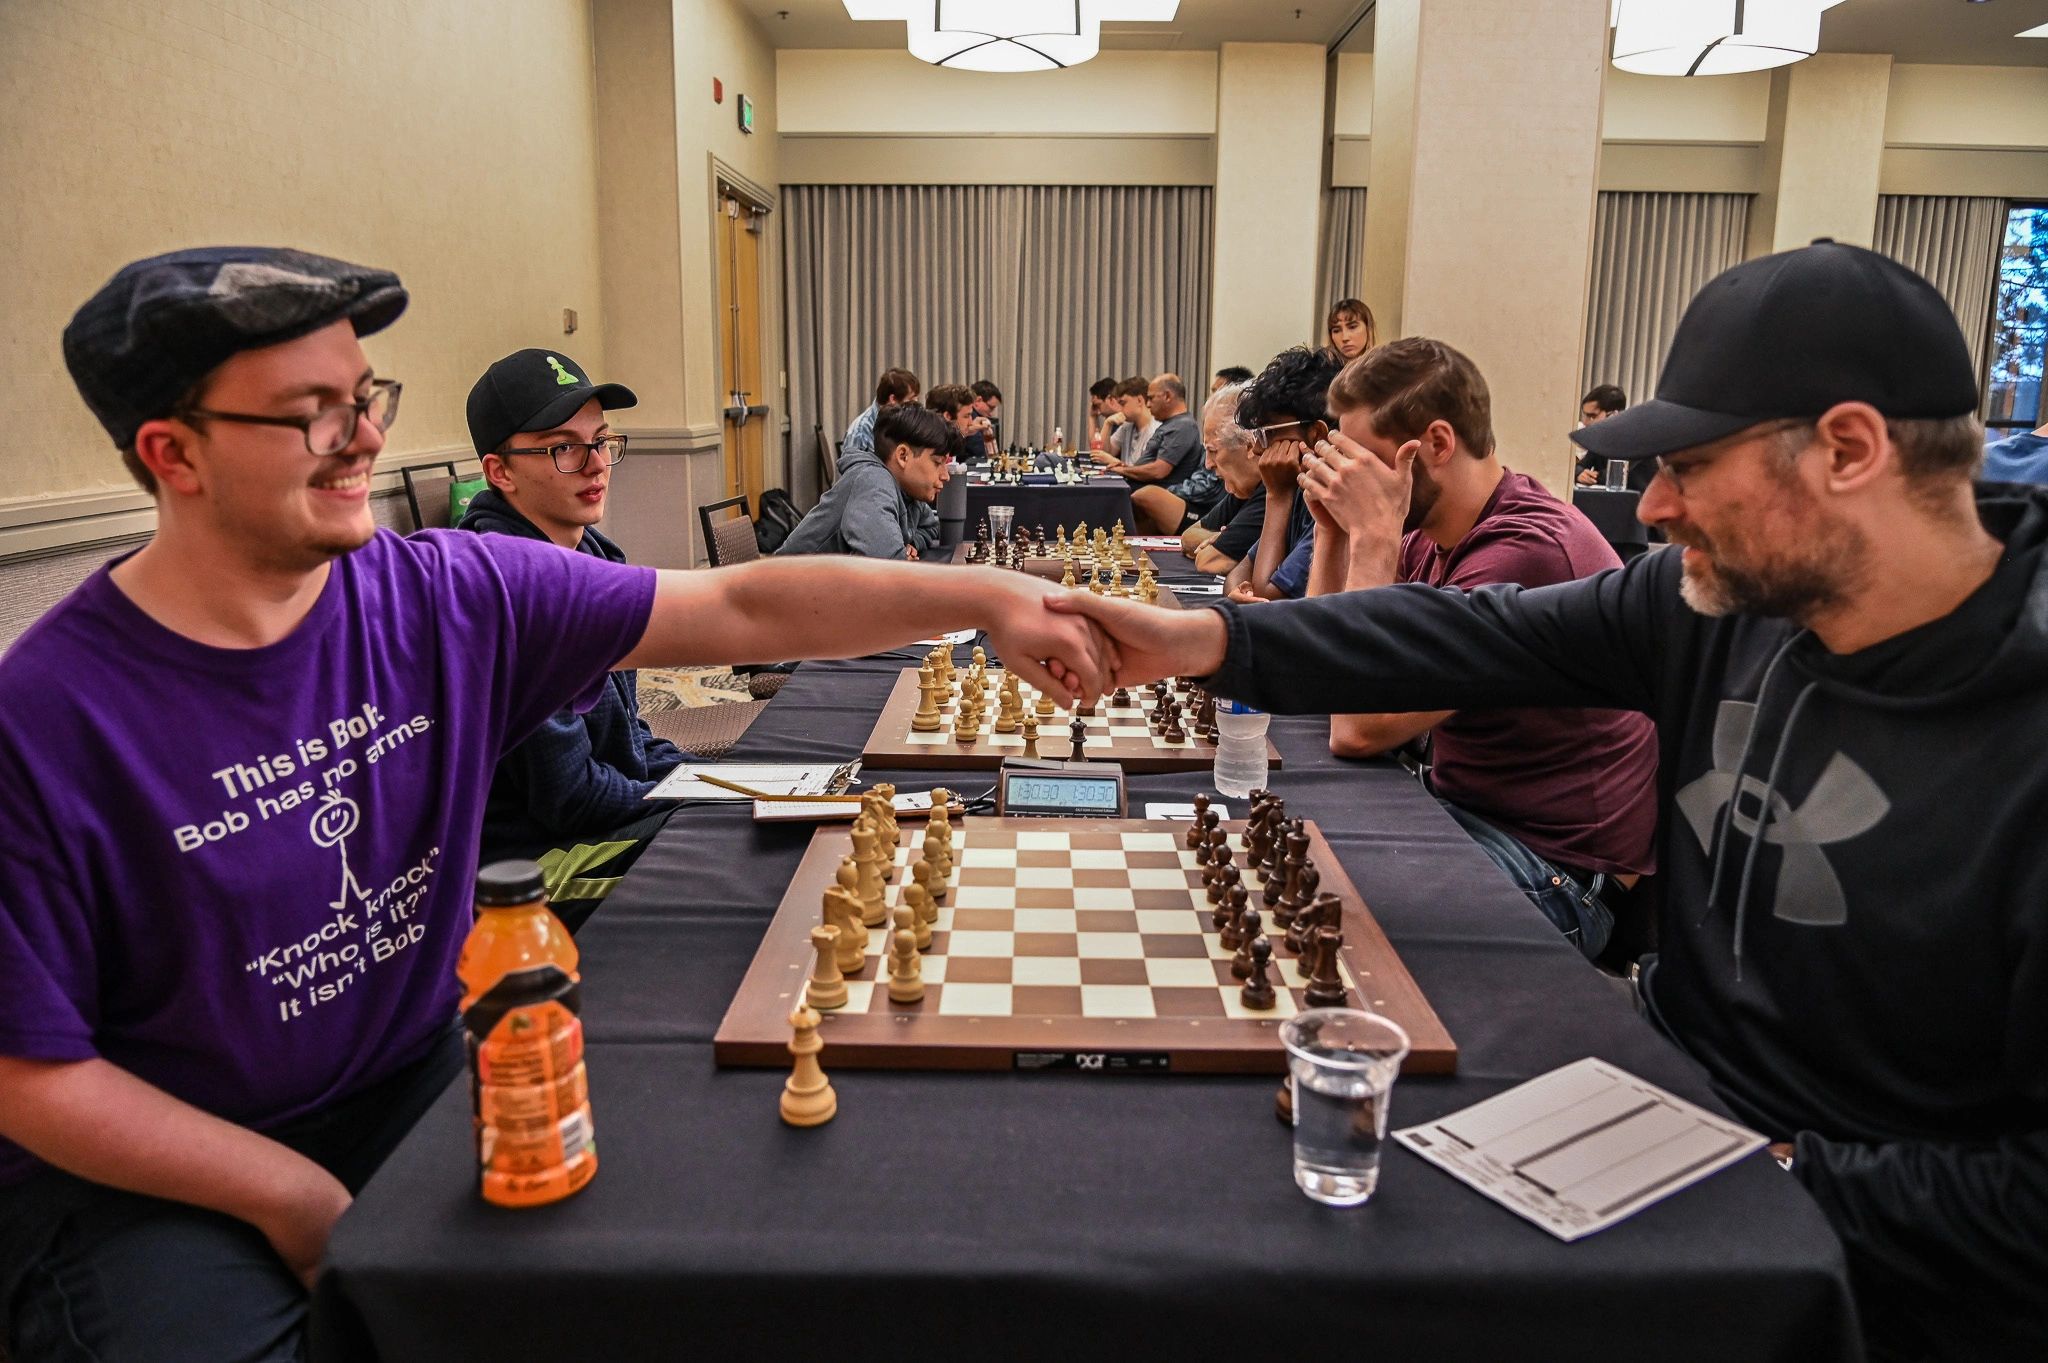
{"left": 1397, "top": 470, "right": 1659, "bottom": 877}
{"left": 0, "top": 529, "right": 654, "bottom": 1183}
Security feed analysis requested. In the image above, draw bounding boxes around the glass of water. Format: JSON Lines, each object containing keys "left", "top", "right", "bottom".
{"left": 1281, "top": 1008, "right": 1411, "bottom": 1206}
{"left": 987, "top": 504, "right": 1015, "bottom": 546}
{"left": 1605, "top": 458, "right": 1629, "bottom": 491}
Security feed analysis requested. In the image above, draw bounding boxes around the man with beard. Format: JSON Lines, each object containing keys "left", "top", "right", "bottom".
{"left": 1048, "top": 241, "right": 2048, "bottom": 1361}
{"left": 1304, "top": 338, "right": 1657, "bottom": 960}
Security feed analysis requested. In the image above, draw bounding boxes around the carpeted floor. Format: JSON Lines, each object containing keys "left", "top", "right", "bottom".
{"left": 637, "top": 666, "right": 755, "bottom": 711}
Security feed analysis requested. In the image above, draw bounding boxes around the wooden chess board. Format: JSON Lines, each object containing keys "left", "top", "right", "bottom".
{"left": 714, "top": 817, "right": 1456, "bottom": 1075}
{"left": 860, "top": 668, "right": 1279, "bottom": 774}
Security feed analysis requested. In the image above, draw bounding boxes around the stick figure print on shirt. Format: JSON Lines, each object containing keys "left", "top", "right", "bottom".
{"left": 310, "top": 789, "right": 371, "bottom": 912}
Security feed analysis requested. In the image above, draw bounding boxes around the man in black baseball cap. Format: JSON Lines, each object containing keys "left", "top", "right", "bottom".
{"left": 457, "top": 350, "right": 685, "bottom": 926}
{"left": 1055, "top": 240, "right": 2048, "bottom": 1358}
{"left": 0, "top": 245, "right": 1113, "bottom": 1363}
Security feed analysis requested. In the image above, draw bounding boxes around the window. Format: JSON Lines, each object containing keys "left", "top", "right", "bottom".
{"left": 1986, "top": 203, "right": 2048, "bottom": 431}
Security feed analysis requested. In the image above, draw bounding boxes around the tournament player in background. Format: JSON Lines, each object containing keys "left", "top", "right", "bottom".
{"left": 0, "top": 247, "right": 1110, "bottom": 1363}
{"left": 1053, "top": 242, "right": 2048, "bottom": 1360}
{"left": 457, "top": 348, "right": 686, "bottom": 929}
{"left": 841, "top": 366, "right": 920, "bottom": 457}
{"left": 840, "top": 368, "right": 938, "bottom": 554}
{"left": 1325, "top": 298, "right": 1376, "bottom": 363}
{"left": 1179, "top": 382, "right": 1267, "bottom": 585}
{"left": 1084, "top": 375, "right": 1119, "bottom": 451}
{"left": 1232, "top": 346, "right": 1347, "bottom": 601}
{"left": 1092, "top": 376, "right": 1155, "bottom": 468}
{"left": 778, "top": 403, "right": 958, "bottom": 561}
{"left": 1098, "top": 374, "right": 1221, "bottom": 535}
{"left": 1303, "top": 338, "right": 1658, "bottom": 960}
{"left": 964, "top": 379, "right": 1002, "bottom": 460}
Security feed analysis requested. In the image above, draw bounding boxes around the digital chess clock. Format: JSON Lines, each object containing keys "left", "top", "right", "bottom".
{"left": 996, "top": 759, "right": 1127, "bottom": 818}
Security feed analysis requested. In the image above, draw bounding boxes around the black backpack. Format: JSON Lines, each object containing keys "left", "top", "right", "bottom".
{"left": 754, "top": 488, "right": 802, "bottom": 555}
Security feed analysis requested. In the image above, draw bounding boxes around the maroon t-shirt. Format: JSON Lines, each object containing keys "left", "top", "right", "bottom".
{"left": 1398, "top": 470, "right": 1659, "bottom": 876}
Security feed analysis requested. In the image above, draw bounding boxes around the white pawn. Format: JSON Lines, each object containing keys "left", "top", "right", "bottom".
{"left": 888, "top": 926, "right": 925, "bottom": 1003}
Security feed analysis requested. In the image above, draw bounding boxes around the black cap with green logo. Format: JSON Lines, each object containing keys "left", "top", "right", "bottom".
{"left": 466, "top": 348, "right": 637, "bottom": 455}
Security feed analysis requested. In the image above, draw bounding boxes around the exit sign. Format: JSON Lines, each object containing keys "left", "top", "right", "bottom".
{"left": 738, "top": 94, "right": 754, "bottom": 134}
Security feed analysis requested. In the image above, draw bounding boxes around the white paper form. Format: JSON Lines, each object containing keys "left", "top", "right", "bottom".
{"left": 645, "top": 762, "right": 858, "bottom": 802}
{"left": 1393, "top": 1057, "right": 1766, "bottom": 1241}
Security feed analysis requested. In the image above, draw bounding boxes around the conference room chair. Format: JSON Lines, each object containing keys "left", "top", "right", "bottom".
{"left": 696, "top": 493, "right": 788, "bottom": 700}
{"left": 400, "top": 461, "right": 460, "bottom": 532}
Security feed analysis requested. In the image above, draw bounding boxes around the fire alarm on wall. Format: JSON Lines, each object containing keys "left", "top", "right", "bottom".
{"left": 712, "top": 77, "right": 723, "bottom": 103}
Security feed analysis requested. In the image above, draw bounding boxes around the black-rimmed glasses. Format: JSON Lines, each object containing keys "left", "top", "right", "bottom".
{"left": 499, "top": 434, "right": 630, "bottom": 474}
{"left": 180, "top": 379, "right": 401, "bottom": 457}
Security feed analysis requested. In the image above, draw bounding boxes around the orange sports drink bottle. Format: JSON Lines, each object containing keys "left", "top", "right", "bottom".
{"left": 458, "top": 860, "right": 597, "bottom": 1207}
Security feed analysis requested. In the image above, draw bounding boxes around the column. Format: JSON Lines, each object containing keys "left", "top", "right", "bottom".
{"left": 1747, "top": 54, "right": 1892, "bottom": 256}
{"left": 1366, "top": 0, "right": 1608, "bottom": 490}
{"left": 1209, "top": 43, "right": 1328, "bottom": 374}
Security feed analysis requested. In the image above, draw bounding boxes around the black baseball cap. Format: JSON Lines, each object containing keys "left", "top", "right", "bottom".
{"left": 63, "top": 246, "right": 407, "bottom": 449}
{"left": 1572, "top": 239, "right": 1979, "bottom": 462}
{"left": 467, "top": 349, "right": 636, "bottom": 455}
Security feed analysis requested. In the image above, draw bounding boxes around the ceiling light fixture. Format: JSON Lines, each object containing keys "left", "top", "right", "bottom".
{"left": 1612, "top": 0, "right": 1850, "bottom": 77}
{"left": 843, "top": 2, "right": 1181, "bottom": 72}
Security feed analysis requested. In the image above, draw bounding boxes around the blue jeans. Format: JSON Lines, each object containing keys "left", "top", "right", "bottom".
{"left": 1439, "top": 800, "right": 1615, "bottom": 961}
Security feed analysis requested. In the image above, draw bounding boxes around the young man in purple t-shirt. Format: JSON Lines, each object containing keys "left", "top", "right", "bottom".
{"left": 1299, "top": 338, "right": 1659, "bottom": 959}
{"left": 0, "top": 247, "right": 1111, "bottom": 1363}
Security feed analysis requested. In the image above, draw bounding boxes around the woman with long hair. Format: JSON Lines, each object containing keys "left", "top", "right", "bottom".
{"left": 1326, "top": 298, "right": 1376, "bottom": 362}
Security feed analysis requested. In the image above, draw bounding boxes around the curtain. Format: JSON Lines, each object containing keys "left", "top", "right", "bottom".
{"left": 782, "top": 184, "right": 1213, "bottom": 502}
{"left": 1581, "top": 191, "right": 1751, "bottom": 409}
{"left": 1873, "top": 195, "right": 2006, "bottom": 385}
{"left": 1316, "top": 188, "right": 1368, "bottom": 315}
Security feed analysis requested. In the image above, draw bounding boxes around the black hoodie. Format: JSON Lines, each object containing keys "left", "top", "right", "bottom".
{"left": 1206, "top": 484, "right": 2048, "bottom": 1359}
{"left": 457, "top": 488, "right": 686, "bottom": 863}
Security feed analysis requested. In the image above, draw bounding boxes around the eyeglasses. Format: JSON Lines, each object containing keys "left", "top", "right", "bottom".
{"left": 499, "top": 434, "right": 630, "bottom": 474}
{"left": 180, "top": 379, "right": 401, "bottom": 457}
{"left": 1652, "top": 419, "right": 1809, "bottom": 495}
{"left": 1245, "top": 419, "right": 1324, "bottom": 452}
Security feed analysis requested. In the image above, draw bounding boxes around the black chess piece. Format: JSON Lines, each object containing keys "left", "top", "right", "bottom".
{"left": 1219, "top": 901, "right": 1245, "bottom": 951}
{"left": 1304, "top": 926, "right": 1348, "bottom": 1008}
{"left": 1068, "top": 714, "right": 1089, "bottom": 761}
{"left": 1225, "top": 882, "right": 1249, "bottom": 938}
{"left": 1212, "top": 862, "right": 1242, "bottom": 914}
{"left": 1231, "top": 907, "right": 1264, "bottom": 981}
{"left": 1112, "top": 685, "right": 1132, "bottom": 707}
{"left": 1240, "top": 937, "right": 1277, "bottom": 1009}
{"left": 1308, "top": 889, "right": 1341, "bottom": 939}
{"left": 1186, "top": 795, "right": 1210, "bottom": 850}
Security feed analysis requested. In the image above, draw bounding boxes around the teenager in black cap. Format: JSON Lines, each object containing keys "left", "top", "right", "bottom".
{"left": 1055, "top": 241, "right": 2048, "bottom": 1361}
{"left": 458, "top": 349, "right": 685, "bottom": 927}
{"left": 0, "top": 246, "right": 1109, "bottom": 1363}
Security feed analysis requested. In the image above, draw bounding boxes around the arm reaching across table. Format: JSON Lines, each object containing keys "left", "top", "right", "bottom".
{"left": 618, "top": 557, "right": 1117, "bottom": 704}
{"left": 1050, "top": 549, "right": 1671, "bottom": 717}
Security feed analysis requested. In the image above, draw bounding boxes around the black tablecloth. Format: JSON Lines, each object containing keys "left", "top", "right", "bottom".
{"left": 313, "top": 604, "right": 1859, "bottom": 1362}
{"left": 1572, "top": 487, "right": 1648, "bottom": 547}
{"left": 963, "top": 479, "right": 1134, "bottom": 540}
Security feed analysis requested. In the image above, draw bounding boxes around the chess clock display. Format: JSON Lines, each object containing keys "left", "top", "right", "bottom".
{"left": 996, "top": 759, "right": 1127, "bottom": 818}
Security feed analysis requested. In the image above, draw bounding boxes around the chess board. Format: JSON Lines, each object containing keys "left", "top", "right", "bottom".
{"left": 714, "top": 817, "right": 1456, "bottom": 1075}
{"left": 859, "top": 668, "right": 1280, "bottom": 774}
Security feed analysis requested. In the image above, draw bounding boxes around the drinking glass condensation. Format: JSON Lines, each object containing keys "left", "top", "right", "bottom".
{"left": 1281, "top": 1009, "right": 1411, "bottom": 1206}
{"left": 1605, "top": 458, "right": 1629, "bottom": 491}
{"left": 987, "top": 504, "right": 1015, "bottom": 545}
{"left": 1211, "top": 700, "right": 1269, "bottom": 797}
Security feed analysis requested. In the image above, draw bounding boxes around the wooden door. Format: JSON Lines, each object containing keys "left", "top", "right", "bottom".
{"left": 716, "top": 192, "right": 768, "bottom": 510}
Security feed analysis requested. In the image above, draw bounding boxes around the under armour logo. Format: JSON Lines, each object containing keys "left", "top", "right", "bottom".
{"left": 1674, "top": 700, "right": 1888, "bottom": 926}
{"left": 546, "top": 356, "right": 580, "bottom": 386}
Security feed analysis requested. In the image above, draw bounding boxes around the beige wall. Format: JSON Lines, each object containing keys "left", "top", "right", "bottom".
{"left": 1886, "top": 64, "right": 2048, "bottom": 149}
{"left": 1209, "top": 44, "right": 1328, "bottom": 377}
{"left": 777, "top": 49, "right": 1219, "bottom": 135}
{"left": 0, "top": 0, "right": 604, "bottom": 506}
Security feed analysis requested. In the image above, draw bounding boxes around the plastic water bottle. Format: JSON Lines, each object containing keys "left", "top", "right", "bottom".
{"left": 1212, "top": 700, "right": 1270, "bottom": 798}
{"left": 1052, "top": 425, "right": 1065, "bottom": 455}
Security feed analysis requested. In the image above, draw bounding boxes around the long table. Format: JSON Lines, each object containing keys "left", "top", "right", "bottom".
{"left": 310, "top": 561, "right": 1860, "bottom": 1363}
{"left": 960, "top": 477, "right": 1134, "bottom": 542}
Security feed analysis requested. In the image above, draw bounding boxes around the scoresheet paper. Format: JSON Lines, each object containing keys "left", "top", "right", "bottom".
{"left": 1393, "top": 1057, "right": 1766, "bottom": 1241}
{"left": 647, "top": 762, "right": 859, "bottom": 802}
